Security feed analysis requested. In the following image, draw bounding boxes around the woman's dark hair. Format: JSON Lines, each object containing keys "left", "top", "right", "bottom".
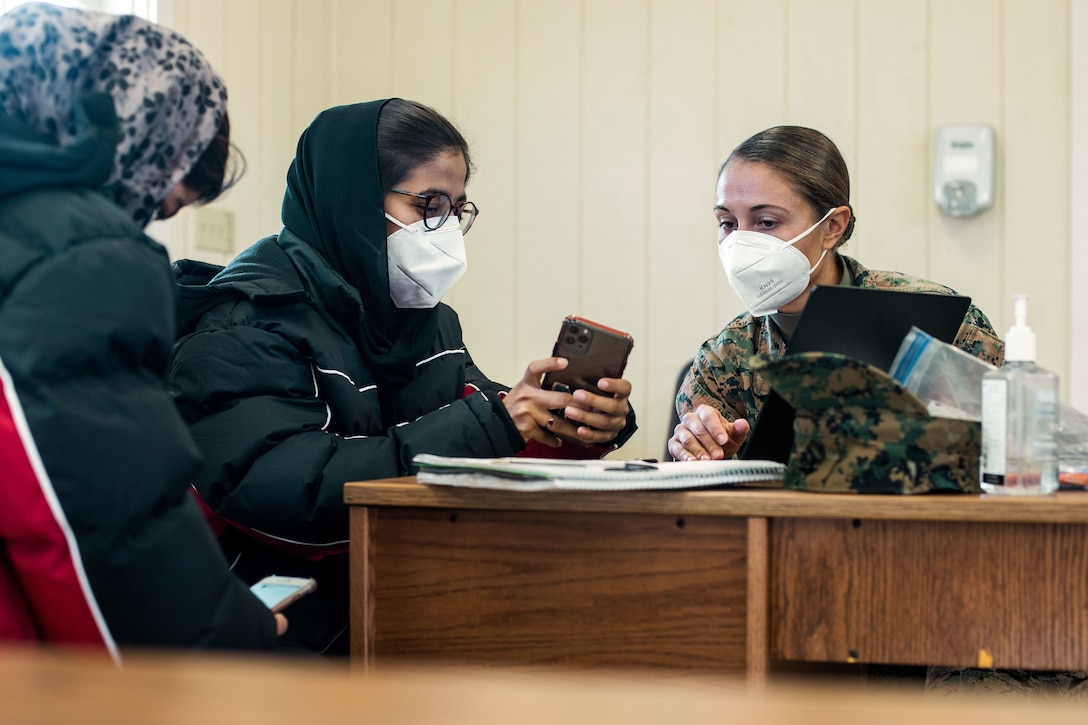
{"left": 722, "top": 126, "right": 856, "bottom": 245}
{"left": 182, "top": 112, "right": 245, "bottom": 204}
{"left": 376, "top": 99, "right": 473, "bottom": 193}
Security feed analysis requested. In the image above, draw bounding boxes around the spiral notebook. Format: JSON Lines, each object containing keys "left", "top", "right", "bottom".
{"left": 413, "top": 454, "right": 786, "bottom": 492}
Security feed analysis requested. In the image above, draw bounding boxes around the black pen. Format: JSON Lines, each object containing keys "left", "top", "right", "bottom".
{"left": 604, "top": 460, "right": 658, "bottom": 472}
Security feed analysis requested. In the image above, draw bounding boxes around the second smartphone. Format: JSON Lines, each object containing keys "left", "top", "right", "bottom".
{"left": 540, "top": 316, "right": 633, "bottom": 398}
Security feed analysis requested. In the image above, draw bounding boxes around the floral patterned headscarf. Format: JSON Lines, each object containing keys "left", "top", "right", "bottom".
{"left": 0, "top": 2, "right": 227, "bottom": 227}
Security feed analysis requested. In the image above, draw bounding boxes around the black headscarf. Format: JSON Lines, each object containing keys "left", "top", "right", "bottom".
{"left": 281, "top": 100, "right": 439, "bottom": 384}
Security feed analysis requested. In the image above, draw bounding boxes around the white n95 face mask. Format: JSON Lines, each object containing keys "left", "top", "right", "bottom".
{"left": 385, "top": 213, "right": 468, "bottom": 309}
{"left": 719, "top": 208, "right": 835, "bottom": 317}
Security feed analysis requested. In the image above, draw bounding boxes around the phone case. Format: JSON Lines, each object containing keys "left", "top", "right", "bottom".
{"left": 541, "top": 316, "right": 633, "bottom": 397}
{"left": 251, "top": 576, "right": 318, "bottom": 613}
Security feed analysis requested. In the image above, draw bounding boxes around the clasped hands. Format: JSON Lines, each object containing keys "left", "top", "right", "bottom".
{"left": 503, "top": 357, "right": 631, "bottom": 447}
{"left": 667, "top": 404, "right": 749, "bottom": 461}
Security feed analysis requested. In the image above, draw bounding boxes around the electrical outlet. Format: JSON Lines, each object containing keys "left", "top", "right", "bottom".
{"left": 194, "top": 207, "right": 235, "bottom": 253}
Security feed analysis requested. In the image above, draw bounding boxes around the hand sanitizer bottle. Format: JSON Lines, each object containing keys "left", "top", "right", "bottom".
{"left": 980, "top": 295, "right": 1059, "bottom": 495}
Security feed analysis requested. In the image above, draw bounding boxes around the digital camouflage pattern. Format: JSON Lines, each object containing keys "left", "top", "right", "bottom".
{"left": 754, "top": 352, "right": 981, "bottom": 493}
{"left": 676, "top": 255, "right": 1005, "bottom": 428}
{"left": 925, "top": 666, "right": 1088, "bottom": 700}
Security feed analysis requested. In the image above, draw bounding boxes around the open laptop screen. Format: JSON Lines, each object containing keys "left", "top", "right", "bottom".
{"left": 741, "top": 285, "right": 972, "bottom": 463}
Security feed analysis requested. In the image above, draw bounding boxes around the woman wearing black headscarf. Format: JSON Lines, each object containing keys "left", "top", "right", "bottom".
{"left": 0, "top": 3, "right": 278, "bottom": 655}
{"left": 171, "top": 99, "right": 637, "bottom": 653}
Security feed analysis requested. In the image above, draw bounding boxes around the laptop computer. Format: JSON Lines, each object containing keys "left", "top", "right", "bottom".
{"left": 741, "top": 285, "right": 972, "bottom": 463}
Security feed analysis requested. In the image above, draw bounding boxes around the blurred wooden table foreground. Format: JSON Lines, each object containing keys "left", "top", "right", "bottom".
{"left": 4, "top": 645, "right": 1088, "bottom": 725}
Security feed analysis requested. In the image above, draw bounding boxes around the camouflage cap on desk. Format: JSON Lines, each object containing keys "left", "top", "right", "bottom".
{"left": 754, "top": 352, "right": 981, "bottom": 494}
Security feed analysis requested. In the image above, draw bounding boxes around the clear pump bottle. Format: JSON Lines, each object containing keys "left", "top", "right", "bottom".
{"left": 980, "top": 295, "right": 1059, "bottom": 495}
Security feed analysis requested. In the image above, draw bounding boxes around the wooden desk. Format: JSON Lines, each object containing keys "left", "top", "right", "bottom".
{"left": 346, "top": 479, "right": 1088, "bottom": 680}
{"left": 6, "top": 645, "right": 1088, "bottom": 724}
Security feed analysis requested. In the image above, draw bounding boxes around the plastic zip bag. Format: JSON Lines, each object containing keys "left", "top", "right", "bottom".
{"left": 891, "top": 326, "right": 1088, "bottom": 485}
{"left": 890, "top": 326, "right": 995, "bottom": 421}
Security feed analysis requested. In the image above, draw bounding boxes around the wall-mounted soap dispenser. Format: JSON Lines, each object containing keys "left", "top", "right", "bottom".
{"left": 932, "top": 124, "right": 996, "bottom": 218}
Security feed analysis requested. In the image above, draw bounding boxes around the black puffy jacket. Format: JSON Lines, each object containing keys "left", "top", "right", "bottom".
{"left": 171, "top": 230, "right": 534, "bottom": 548}
{"left": 0, "top": 98, "right": 275, "bottom": 653}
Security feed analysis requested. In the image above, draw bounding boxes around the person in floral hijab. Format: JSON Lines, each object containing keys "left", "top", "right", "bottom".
{"left": 0, "top": 3, "right": 277, "bottom": 655}
{"left": 0, "top": 1, "right": 229, "bottom": 226}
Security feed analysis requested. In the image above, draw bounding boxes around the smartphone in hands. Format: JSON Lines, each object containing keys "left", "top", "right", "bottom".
{"left": 540, "top": 316, "right": 633, "bottom": 398}
{"left": 250, "top": 575, "right": 317, "bottom": 613}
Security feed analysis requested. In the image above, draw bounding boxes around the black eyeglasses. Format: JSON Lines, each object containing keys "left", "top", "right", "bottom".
{"left": 389, "top": 189, "right": 479, "bottom": 234}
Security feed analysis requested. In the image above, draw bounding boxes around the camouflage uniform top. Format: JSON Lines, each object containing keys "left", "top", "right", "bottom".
{"left": 676, "top": 255, "right": 1006, "bottom": 427}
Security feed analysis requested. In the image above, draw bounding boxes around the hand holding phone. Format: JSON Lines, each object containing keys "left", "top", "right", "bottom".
{"left": 501, "top": 317, "right": 633, "bottom": 448}
{"left": 250, "top": 575, "right": 317, "bottom": 613}
{"left": 540, "top": 316, "right": 633, "bottom": 398}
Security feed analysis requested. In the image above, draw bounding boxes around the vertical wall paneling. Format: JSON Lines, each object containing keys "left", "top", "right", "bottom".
{"left": 714, "top": 0, "right": 788, "bottom": 149}
{"left": 581, "top": 0, "right": 648, "bottom": 327}
{"left": 1072, "top": 0, "right": 1088, "bottom": 411}
{"left": 784, "top": 0, "right": 857, "bottom": 149}
{"left": 327, "top": 0, "right": 393, "bottom": 107}
{"left": 581, "top": 0, "right": 649, "bottom": 455}
{"left": 292, "top": 0, "right": 332, "bottom": 135}
{"left": 389, "top": 1, "right": 455, "bottom": 113}
{"left": 218, "top": 0, "right": 264, "bottom": 259}
{"left": 451, "top": 1, "right": 519, "bottom": 385}
{"left": 257, "top": 3, "right": 294, "bottom": 241}
{"left": 647, "top": 0, "right": 718, "bottom": 456}
{"left": 854, "top": 2, "right": 928, "bottom": 274}
{"left": 927, "top": 0, "right": 1003, "bottom": 330}
{"left": 713, "top": 0, "right": 787, "bottom": 339}
{"left": 514, "top": 0, "right": 583, "bottom": 373}
{"left": 1002, "top": 0, "right": 1070, "bottom": 387}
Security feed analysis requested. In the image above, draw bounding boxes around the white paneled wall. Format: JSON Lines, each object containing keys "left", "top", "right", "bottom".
{"left": 1074, "top": 1, "right": 1088, "bottom": 412}
{"left": 153, "top": 0, "right": 1074, "bottom": 459}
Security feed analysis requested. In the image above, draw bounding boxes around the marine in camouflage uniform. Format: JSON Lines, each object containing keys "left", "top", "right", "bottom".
{"left": 675, "top": 254, "right": 1005, "bottom": 428}
{"left": 679, "top": 255, "right": 1086, "bottom": 696}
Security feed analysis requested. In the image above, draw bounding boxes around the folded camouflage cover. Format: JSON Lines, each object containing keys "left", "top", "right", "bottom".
{"left": 755, "top": 352, "right": 981, "bottom": 494}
